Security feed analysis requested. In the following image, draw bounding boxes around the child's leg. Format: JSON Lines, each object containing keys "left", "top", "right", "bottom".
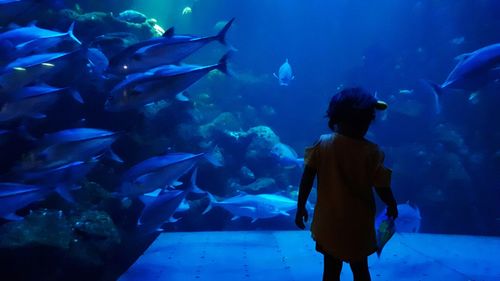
{"left": 323, "top": 254, "right": 342, "bottom": 281}
{"left": 349, "top": 257, "right": 370, "bottom": 281}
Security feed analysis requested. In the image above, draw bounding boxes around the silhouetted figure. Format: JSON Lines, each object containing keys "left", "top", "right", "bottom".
{"left": 295, "top": 87, "right": 398, "bottom": 281}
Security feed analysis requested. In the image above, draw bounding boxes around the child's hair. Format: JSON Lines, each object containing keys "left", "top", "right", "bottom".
{"left": 326, "top": 87, "right": 386, "bottom": 132}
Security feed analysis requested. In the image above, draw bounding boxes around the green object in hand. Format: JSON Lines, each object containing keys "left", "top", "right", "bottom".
{"left": 376, "top": 217, "right": 395, "bottom": 257}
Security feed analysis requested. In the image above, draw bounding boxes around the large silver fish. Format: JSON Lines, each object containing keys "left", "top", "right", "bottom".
{"left": 0, "top": 84, "right": 82, "bottom": 122}
{"left": 105, "top": 53, "right": 229, "bottom": 111}
{"left": 427, "top": 43, "right": 500, "bottom": 97}
{"left": 107, "top": 18, "right": 234, "bottom": 75}
{"left": 119, "top": 152, "right": 222, "bottom": 197}
{"left": 136, "top": 168, "right": 203, "bottom": 233}
{"left": 0, "top": 49, "right": 85, "bottom": 93}
{"left": 0, "top": 182, "right": 73, "bottom": 220}
{"left": 17, "top": 128, "right": 122, "bottom": 171}
{"left": 204, "top": 192, "right": 297, "bottom": 223}
{"left": 10, "top": 22, "right": 81, "bottom": 58}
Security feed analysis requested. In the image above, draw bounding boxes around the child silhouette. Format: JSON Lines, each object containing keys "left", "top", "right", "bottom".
{"left": 295, "top": 87, "right": 398, "bottom": 281}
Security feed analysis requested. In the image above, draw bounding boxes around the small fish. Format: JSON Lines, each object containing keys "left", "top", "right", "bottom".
{"left": 119, "top": 151, "right": 222, "bottom": 197}
{"left": 116, "top": 10, "right": 147, "bottom": 24}
{"left": 203, "top": 192, "right": 297, "bottom": 223}
{"left": 181, "top": 6, "right": 192, "bottom": 16}
{"left": 450, "top": 36, "right": 465, "bottom": 45}
{"left": 105, "top": 53, "right": 230, "bottom": 111}
{"left": 273, "top": 58, "right": 295, "bottom": 86}
{"left": 398, "top": 89, "right": 414, "bottom": 95}
{"left": 107, "top": 18, "right": 234, "bottom": 75}
{"left": 468, "top": 91, "right": 480, "bottom": 104}
{"left": 0, "top": 182, "right": 73, "bottom": 220}
{"left": 270, "top": 143, "right": 304, "bottom": 169}
{"left": 376, "top": 202, "right": 421, "bottom": 233}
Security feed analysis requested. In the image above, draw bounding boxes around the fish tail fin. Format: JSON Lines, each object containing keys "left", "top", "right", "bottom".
{"left": 55, "top": 185, "right": 75, "bottom": 203}
{"left": 187, "top": 167, "right": 206, "bottom": 194}
{"left": 420, "top": 79, "right": 442, "bottom": 114}
{"left": 216, "top": 52, "right": 231, "bottom": 75}
{"left": 69, "top": 88, "right": 84, "bottom": 104}
{"left": 202, "top": 192, "right": 217, "bottom": 215}
{"left": 67, "top": 22, "right": 82, "bottom": 45}
{"left": 203, "top": 146, "right": 224, "bottom": 167}
{"left": 216, "top": 18, "right": 235, "bottom": 46}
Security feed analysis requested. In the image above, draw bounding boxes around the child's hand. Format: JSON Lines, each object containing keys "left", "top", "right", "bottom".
{"left": 295, "top": 207, "right": 308, "bottom": 229}
{"left": 387, "top": 204, "right": 398, "bottom": 220}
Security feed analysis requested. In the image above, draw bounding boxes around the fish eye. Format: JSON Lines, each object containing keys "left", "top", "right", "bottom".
{"left": 122, "top": 65, "right": 128, "bottom": 70}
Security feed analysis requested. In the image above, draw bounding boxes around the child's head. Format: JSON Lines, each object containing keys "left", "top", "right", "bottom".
{"left": 326, "top": 87, "right": 387, "bottom": 138}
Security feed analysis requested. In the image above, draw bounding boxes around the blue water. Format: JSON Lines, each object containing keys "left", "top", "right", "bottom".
{"left": 0, "top": 0, "right": 498, "bottom": 280}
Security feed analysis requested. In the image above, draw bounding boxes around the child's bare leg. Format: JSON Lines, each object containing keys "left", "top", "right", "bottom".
{"left": 323, "top": 254, "right": 342, "bottom": 281}
{"left": 349, "top": 257, "right": 370, "bottom": 281}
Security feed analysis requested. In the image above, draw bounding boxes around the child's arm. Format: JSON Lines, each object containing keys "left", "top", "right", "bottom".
{"left": 295, "top": 165, "right": 316, "bottom": 229}
{"left": 374, "top": 187, "right": 398, "bottom": 219}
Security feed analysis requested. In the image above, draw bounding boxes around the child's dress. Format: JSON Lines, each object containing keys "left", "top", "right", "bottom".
{"left": 305, "top": 133, "right": 392, "bottom": 261}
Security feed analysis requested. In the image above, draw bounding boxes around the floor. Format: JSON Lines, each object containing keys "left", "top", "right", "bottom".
{"left": 119, "top": 231, "right": 500, "bottom": 281}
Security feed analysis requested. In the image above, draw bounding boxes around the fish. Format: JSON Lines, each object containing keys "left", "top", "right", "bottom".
{"left": 0, "top": 49, "right": 86, "bottom": 93}
{"left": 398, "top": 89, "right": 414, "bottom": 95}
{"left": 426, "top": 43, "right": 500, "bottom": 97}
{"left": 270, "top": 143, "right": 304, "bottom": 169}
{"left": 0, "top": 22, "right": 70, "bottom": 46}
{"left": 17, "top": 128, "right": 122, "bottom": 171}
{"left": 181, "top": 6, "right": 192, "bottom": 16}
{"left": 119, "top": 152, "right": 222, "bottom": 197}
{"left": 0, "top": 84, "right": 83, "bottom": 122}
{"left": 20, "top": 157, "right": 99, "bottom": 189}
{"left": 107, "top": 18, "right": 234, "bottom": 75}
{"left": 12, "top": 22, "right": 81, "bottom": 58}
{"left": 105, "top": 53, "right": 230, "bottom": 111}
{"left": 136, "top": 167, "right": 202, "bottom": 233}
{"left": 116, "top": 10, "right": 147, "bottom": 24}
{"left": 0, "top": 182, "right": 73, "bottom": 220}
{"left": 375, "top": 202, "right": 421, "bottom": 233}
{"left": 273, "top": 58, "right": 295, "bottom": 86}
{"left": 203, "top": 192, "right": 297, "bottom": 223}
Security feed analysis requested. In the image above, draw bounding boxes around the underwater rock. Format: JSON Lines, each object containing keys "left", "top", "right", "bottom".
{"left": 433, "top": 124, "right": 469, "bottom": 155}
{"left": 51, "top": 8, "right": 161, "bottom": 44}
{"left": 239, "top": 166, "right": 255, "bottom": 183}
{"left": 76, "top": 181, "right": 114, "bottom": 209}
{"left": 0, "top": 209, "right": 71, "bottom": 249}
{"left": 245, "top": 125, "right": 280, "bottom": 162}
{"left": 70, "top": 210, "right": 120, "bottom": 243}
{"left": 199, "top": 112, "right": 242, "bottom": 139}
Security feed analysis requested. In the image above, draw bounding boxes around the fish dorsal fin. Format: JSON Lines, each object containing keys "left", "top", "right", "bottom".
{"left": 163, "top": 27, "right": 175, "bottom": 37}
{"left": 139, "top": 194, "right": 157, "bottom": 205}
{"left": 285, "top": 58, "right": 289, "bottom": 63}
